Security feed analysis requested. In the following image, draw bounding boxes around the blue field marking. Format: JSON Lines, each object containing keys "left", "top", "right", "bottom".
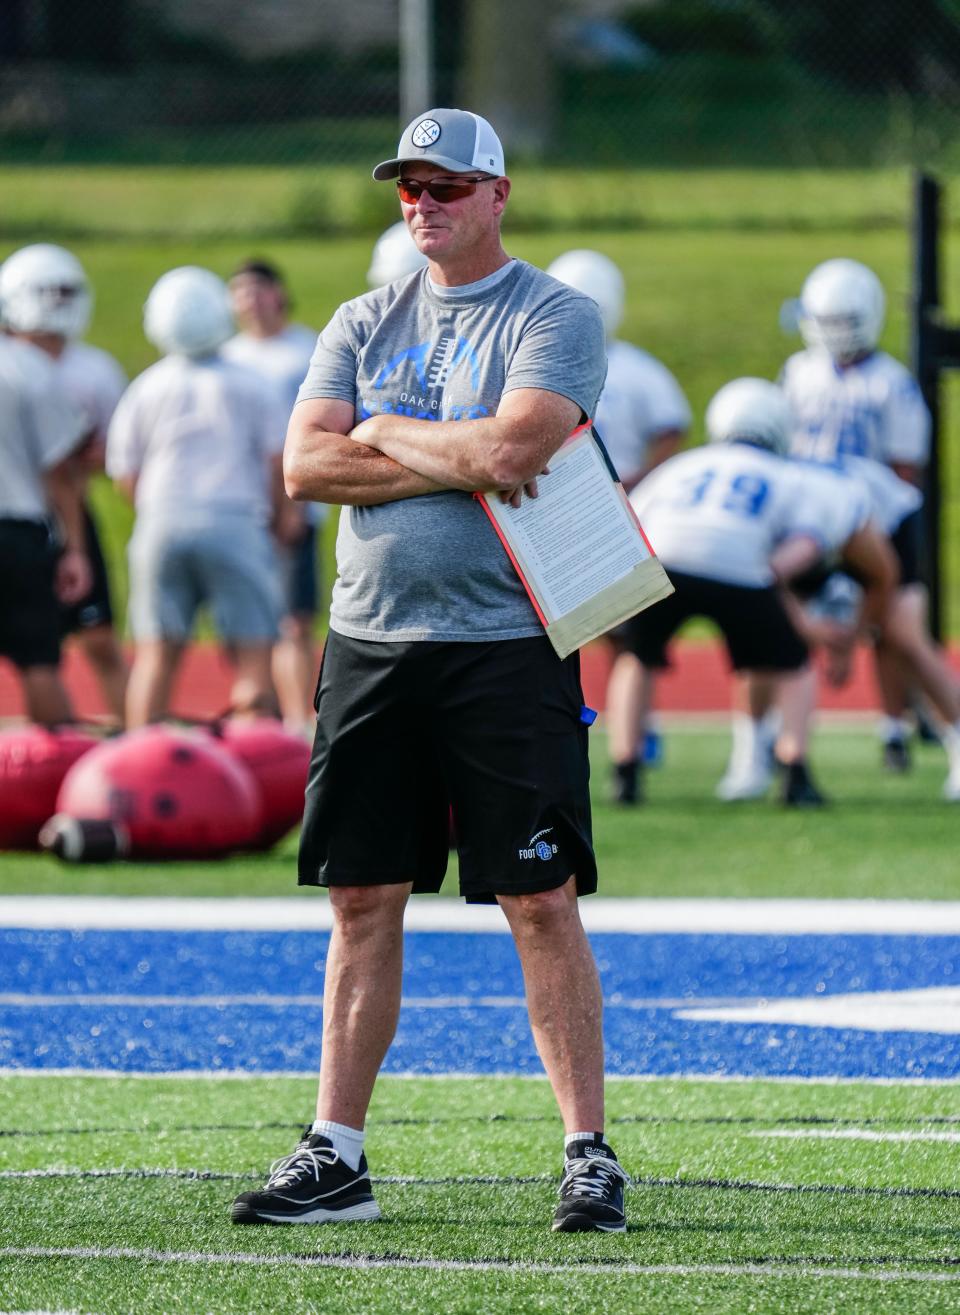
{"left": 2, "top": 926, "right": 959, "bottom": 1079}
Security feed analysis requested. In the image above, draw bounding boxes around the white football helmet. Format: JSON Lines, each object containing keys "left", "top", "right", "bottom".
{"left": 143, "top": 267, "right": 234, "bottom": 358}
{"left": 0, "top": 243, "right": 92, "bottom": 339}
{"left": 367, "top": 221, "right": 428, "bottom": 287}
{"left": 706, "top": 377, "right": 791, "bottom": 457}
{"left": 798, "top": 258, "right": 885, "bottom": 362}
{"left": 545, "top": 249, "right": 625, "bottom": 339}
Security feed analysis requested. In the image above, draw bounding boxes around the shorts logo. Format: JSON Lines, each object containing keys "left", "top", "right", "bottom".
{"left": 412, "top": 119, "right": 441, "bottom": 148}
{"left": 518, "top": 828, "right": 558, "bottom": 862}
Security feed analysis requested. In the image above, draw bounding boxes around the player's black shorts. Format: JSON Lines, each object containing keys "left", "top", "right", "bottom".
{"left": 60, "top": 505, "right": 113, "bottom": 635}
{"left": 282, "top": 523, "right": 319, "bottom": 618}
{"left": 0, "top": 519, "right": 62, "bottom": 669}
{"left": 624, "top": 571, "right": 808, "bottom": 673}
{"left": 890, "top": 508, "right": 923, "bottom": 588}
{"left": 298, "top": 632, "right": 597, "bottom": 904}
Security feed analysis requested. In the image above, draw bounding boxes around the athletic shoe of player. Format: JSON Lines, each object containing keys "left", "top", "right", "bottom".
{"left": 231, "top": 1131, "right": 381, "bottom": 1224}
{"left": 882, "top": 736, "right": 911, "bottom": 774}
{"left": 642, "top": 729, "right": 664, "bottom": 768}
{"left": 552, "top": 1135, "right": 629, "bottom": 1233}
{"left": 780, "top": 760, "right": 827, "bottom": 808}
{"left": 943, "top": 763, "right": 960, "bottom": 803}
{"left": 715, "top": 759, "right": 773, "bottom": 802}
{"left": 611, "top": 759, "right": 642, "bottom": 806}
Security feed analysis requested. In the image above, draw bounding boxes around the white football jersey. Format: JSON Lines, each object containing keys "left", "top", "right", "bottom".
{"left": 54, "top": 340, "right": 127, "bottom": 441}
{"left": 107, "top": 354, "right": 287, "bottom": 527}
{"left": 833, "top": 455, "right": 921, "bottom": 535}
{"left": 631, "top": 444, "right": 873, "bottom": 587}
{"left": 0, "top": 336, "right": 87, "bottom": 521}
{"left": 781, "top": 347, "right": 930, "bottom": 469}
{"left": 631, "top": 444, "right": 815, "bottom": 587}
{"left": 786, "top": 462, "right": 872, "bottom": 558}
{"left": 594, "top": 339, "right": 691, "bottom": 485}
{"left": 222, "top": 323, "right": 326, "bottom": 524}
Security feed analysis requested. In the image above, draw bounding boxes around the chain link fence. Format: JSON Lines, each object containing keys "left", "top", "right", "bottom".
{"left": 3, "top": 0, "right": 960, "bottom": 169}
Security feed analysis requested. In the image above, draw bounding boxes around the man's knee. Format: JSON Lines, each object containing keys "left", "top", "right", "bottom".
{"left": 500, "top": 877, "right": 578, "bottom": 933}
{"left": 329, "top": 883, "right": 410, "bottom": 929}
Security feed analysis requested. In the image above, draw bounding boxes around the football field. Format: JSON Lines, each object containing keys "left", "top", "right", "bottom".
{"left": 3, "top": 888, "right": 960, "bottom": 1313}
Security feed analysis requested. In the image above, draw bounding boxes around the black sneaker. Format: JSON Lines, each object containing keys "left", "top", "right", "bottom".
{"left": 611, "top": 760, "right": 642, "bottom": 806}
{"left": 780, "top": 760, "right": 827, "bottom": 808}
{"left": 231, "top": 1131, "right": 380, "bottom": 1225}
{"left": 552, "top": 1135, "right": 628, "bottom": 1233}
{"left": 882, "top": 736, "right": 911, "bottom": 773}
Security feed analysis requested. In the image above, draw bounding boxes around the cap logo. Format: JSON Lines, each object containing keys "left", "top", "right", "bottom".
{"left": 412, "top": 119, "right": 441, "bottom": 148}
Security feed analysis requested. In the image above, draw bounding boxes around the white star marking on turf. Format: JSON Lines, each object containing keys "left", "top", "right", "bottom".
{"left": 676, "top": 986, "right": 960, "bottom": 1034}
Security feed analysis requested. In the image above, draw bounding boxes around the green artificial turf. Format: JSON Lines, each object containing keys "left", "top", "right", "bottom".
{"left": 1, "top": 725, "right": 958, "bottom": 901}
{"left": 3, "top": 1074, "right": 959, "bottom": 1313}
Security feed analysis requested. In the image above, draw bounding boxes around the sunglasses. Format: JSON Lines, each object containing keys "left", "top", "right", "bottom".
{"left": 396, "top": 176, "right": 493, "bottom": 204}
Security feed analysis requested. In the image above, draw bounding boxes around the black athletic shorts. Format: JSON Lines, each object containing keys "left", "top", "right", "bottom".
{"left": 298, "top": 632, "right": 597, "bottom": 904}
{"left": 60, "top": 505, "right": 113, "bottom": 635}
{"left": 890, "top": 508, "right": 923, "bottom": 588}
{"left": 282, "top": 523, "right": 319, "bottom": 618}
{"left": 0, "top": 519, "right": 62, "bottom": 669}
{"left": 624, "top": 571, "right": 808, "bottom": 672}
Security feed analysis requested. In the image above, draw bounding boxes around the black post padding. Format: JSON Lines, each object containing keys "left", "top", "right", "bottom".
{"left": 912, "top": 172, "right": 944, "bottom": 640}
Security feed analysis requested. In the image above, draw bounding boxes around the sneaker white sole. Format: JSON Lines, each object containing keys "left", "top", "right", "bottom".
{"left": 234, "top": 1199, "right": 381, "bottom": 1224}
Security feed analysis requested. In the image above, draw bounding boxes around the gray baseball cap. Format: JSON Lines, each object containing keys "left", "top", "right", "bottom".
{"left": 373, "top": 108, "right": 505, "bottom": 181}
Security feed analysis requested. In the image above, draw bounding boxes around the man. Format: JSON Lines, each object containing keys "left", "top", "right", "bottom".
{"left": 0, "top": 334, "right": 90, "bottom": 724}
{"left": 107, "top": 266, "right": 291, "bottom": 729}
{"left": 625, "top": 378, "right": 897, "bottom": 806}
{"left": 780, "top": 257, "right": 951, "bottom": 772}
{"left": 0, "top": 243, "right": 129, "bottom": 724}
{"left": 223, "top": 260, "right": 323, "bottom": 735}
{"left": 546, "top": 248, "right": 691, "bottom": 801}
{"left": 231, "top": 108, "right": 628, "bottom": 1235}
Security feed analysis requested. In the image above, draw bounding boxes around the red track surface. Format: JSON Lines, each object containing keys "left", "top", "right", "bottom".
{"left": 1, "top": 638, "right": 937, "bottom": 721}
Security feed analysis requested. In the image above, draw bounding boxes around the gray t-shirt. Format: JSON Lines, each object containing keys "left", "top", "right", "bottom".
{"left": 297, "top": 259, "right": 606, "bottom": 641}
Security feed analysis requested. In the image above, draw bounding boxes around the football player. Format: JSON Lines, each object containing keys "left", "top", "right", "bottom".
{"left": 546, "top": 249, "right": 692, "bottom": 799}
{"left": 780, "top": 258, "right": 954, "bottom": 771}
{"left": 107, "top": 267, "right": 291, "bottom": 728}
{"left": 0, "top": 243, "right": 129, "bottom": 724}
{"left": 223, "top": 260, "right": 321, "bottom": 736}
{"left": 625, "top": 378, "right": 898, "bottom": 806}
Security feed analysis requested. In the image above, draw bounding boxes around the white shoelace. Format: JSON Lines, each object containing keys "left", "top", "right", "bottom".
{"left": 266, "top": 1144, "right": 340, "bottom": 1190}
{"left": 559, "top": 1155, "right": 631, "bottom": 1201}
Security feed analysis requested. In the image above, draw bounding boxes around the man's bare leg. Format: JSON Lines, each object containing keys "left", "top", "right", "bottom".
{"left": 498, "top": 875, "right": 604, "bottom": 1132}
{"left": 21, "top": 665, "right": 73, "bottom": 726}
{"left": 125, "top": 639, "right": 184, "bottom": 728}
{"left": 272, "top": 614, "right": 317, "bottom": 733}
{"left": 227, "top": 642, "right": 279, "bottom": 719}
{"left": 605, "top": 649, "right": 654, "bottom": 804}
{"left": 315, "top": 882, "right": 412, "bottom": 1128}
{"left": 76, "top": 624, "right": 128, "bottom": 724}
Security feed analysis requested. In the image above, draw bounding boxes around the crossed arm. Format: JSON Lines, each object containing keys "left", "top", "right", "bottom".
{"left": 283, "top": 390, "right": 582, "bottom": 508}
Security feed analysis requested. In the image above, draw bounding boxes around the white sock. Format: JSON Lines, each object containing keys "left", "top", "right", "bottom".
{"left": 942, "top": 721, "right": 960, "bottom": 770}
{"left": 310, "top": 1119, "right": 365, "bottom": 1171}
{"left": 729, "top": 713, "right": 762, "bottom": 774}
{"left": 565, "top": 1131, "right": 603, "bottom": 1157}
{"left": 878, "top": 715, "right": 910, "bottom": 744}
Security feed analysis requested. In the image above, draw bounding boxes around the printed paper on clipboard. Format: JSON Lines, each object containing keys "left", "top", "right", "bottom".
{"left": 477, "top": 425, "right": 674, "bottom": 660}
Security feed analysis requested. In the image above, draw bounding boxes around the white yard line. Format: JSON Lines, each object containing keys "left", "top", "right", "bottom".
{"left": 4, "top": 896, "right": 960, "bottom": 934}
{"left": 752, "top": 1127, "right": 960, "bottom": 1145}
{"left": 0, "top": 992, "right": 754, "bottom": 1010}
{"left": 0, "top": 1245, "right": 956, "bottom": 1283}
{"left": 3, "top": 1067, "right": 960, "bottom": 1085}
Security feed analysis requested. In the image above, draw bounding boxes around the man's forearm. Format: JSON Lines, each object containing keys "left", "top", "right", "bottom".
{"left": 43, "top": 463, "right": 86, "bottom": 552}
{"left": 350, "top": 411, "right": 560, "bottom": 492}
{"left": 284, "top": 429, "right": 446, "bottom": 506}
